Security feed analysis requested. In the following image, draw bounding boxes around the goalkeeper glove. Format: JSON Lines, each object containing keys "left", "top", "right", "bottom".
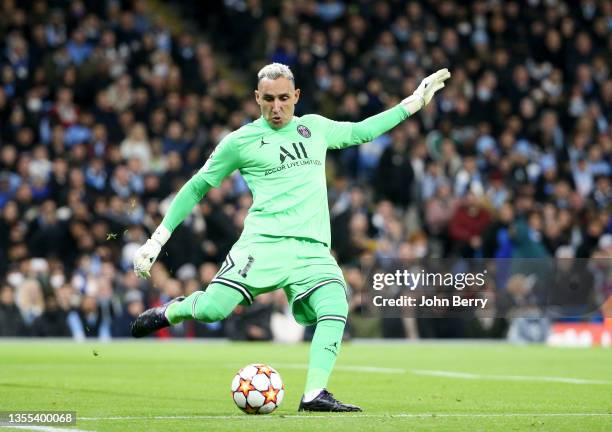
{"left": 133, "top": 225, "right": 171, "bottom": 279}
{"left": 401, "top": 68, "right": 451, "bottom": 115}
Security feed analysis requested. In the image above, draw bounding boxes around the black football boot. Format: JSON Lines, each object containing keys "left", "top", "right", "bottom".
{"left": 130, "top": 296, "right": 186, "bottom": 338}
{"left": 298, "top": 390, "right": 362, "bottom": 412}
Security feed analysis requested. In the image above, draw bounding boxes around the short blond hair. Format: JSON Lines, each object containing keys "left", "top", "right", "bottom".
{"left": 257, "top": 63, "right": 294, "bottom": 83}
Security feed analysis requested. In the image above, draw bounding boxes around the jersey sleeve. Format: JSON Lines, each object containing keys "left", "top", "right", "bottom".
{"left": 160, "top": 133, "right": 240, "bottom": 232}
{"left": 197, "top": 132, "right": 242, "bottom": 187}
{"left": 160, "top": 174, "right": 211, "bottom": 232}
{"left": 311, "top": 115, "right": 354, "bottom": 150}
{"left": 317, "top": 104, "right": 410, "bottom": 150}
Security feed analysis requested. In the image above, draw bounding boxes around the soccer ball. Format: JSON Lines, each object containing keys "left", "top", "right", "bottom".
{"left": 231, "top": 364, "right": 284, "bottom": 414}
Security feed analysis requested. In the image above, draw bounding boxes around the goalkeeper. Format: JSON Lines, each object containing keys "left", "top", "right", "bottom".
{"left": 131, "top": 63, "right": 450, "bottom": 412}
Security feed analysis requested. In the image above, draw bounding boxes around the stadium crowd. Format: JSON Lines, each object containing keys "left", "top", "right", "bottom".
{"left": 0, "top": 0, "right": 610, "bottom": 339}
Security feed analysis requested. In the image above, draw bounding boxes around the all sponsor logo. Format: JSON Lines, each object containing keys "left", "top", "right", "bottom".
{"left": 279, "top": 142, "right": 309, "bottom": 163}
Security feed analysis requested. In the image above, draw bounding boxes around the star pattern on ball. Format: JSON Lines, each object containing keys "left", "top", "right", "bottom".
{"left": 238, "top": 378, "right": 255, "bottom": 397}
{"left": 262, "top": 386, "right": 280, "bottom": 405}
{"left": 256, "top": 365, "right": 273, "bottom": 377}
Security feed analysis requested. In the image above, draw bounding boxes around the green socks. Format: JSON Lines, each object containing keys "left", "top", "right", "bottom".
{"left": 166, "top": 284, "right": 243, "bottom": 324}
{"left": 303, "top": 283, "right": 348, "bottom": 394}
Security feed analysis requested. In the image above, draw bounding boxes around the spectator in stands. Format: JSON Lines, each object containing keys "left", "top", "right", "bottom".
{"left": 448, "top": 191, "right": 492, "bottom": 257}
{"left": 31, "top": 293, "right": 71, "bottom": 337}
{"left": 0, "top": 283, "right": 27, "bottom": 336}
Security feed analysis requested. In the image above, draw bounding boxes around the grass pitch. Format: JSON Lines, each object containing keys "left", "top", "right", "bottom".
{"left": 0, "top": 340, "right": 610, "bottom": 431}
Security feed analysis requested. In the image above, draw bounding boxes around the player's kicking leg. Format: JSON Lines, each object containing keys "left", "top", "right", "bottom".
{"left": 297, "top": 282, "right": 361, "bottom": 412}
{"left": 130, "top": 284, "right": 243, "bottom": 337}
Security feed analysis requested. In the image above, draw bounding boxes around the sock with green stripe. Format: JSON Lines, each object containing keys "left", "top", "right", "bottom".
{"left": 165, "top": 283, "right": 243, "bottom": 324}
{"left": 303, "top": 282, "right": 348, "bottom": 395}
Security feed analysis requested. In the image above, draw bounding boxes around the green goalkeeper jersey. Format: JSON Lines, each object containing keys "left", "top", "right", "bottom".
{"left": 160, "top": 104, "right": 410, "bottom": 247}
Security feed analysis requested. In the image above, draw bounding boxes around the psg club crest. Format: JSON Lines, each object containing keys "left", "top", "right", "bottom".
{"left": 297, "top": 125, "right": 311, "bottom": 138}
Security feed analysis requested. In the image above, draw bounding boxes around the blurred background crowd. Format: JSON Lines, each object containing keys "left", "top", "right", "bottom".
{"left": 0, "top": 0, "right": 610, "bottom": 340}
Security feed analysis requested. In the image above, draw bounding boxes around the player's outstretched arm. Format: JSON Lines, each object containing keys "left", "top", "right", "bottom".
{"left": 133, "top": 175, "right": 212, "bottom": 278}
{"left": 133, "top": 133, "right": 240, "bottom": 279}
{"left": 326, "top": 68, "right": 450, "bottom": 149}
{"left": 352, "top": 68, "right": 451, "bottom": 142}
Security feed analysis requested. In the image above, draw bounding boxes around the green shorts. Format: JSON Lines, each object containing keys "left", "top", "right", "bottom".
{"left": 211, "top": 234, "right": 346, "bottom": 325}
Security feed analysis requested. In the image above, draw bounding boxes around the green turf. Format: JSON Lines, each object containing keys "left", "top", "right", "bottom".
{"left": 0, "top": 341, "right": 610, "bottom": 431}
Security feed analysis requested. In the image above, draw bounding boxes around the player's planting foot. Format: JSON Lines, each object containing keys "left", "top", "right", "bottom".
{"left": 130, "top": 296, "right": 186, "bottom": 338}
{"left": 298, "top": 389, "right": 362, "bottom": 412}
